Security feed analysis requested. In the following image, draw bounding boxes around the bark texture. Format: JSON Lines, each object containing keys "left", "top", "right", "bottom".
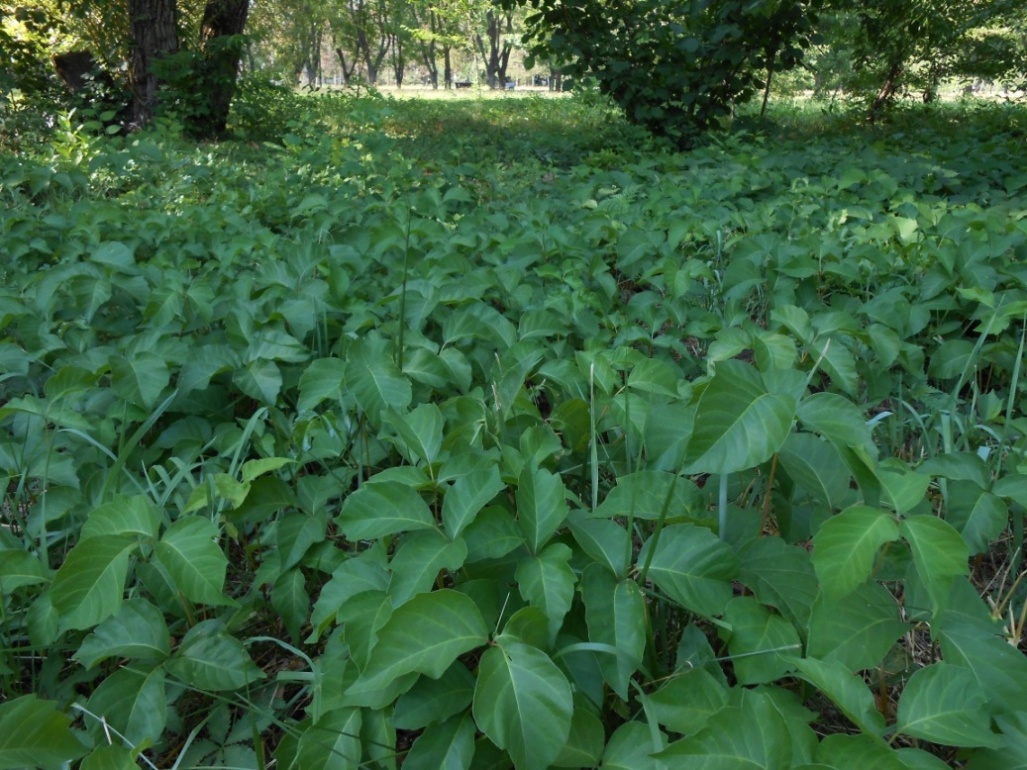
{"left": 128, "top": 0, "right": 178, "bottom": 127}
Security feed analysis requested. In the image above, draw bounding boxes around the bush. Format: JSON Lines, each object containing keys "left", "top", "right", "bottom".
{"left": 510, "top": 0, "right": 821, "bottom": 145}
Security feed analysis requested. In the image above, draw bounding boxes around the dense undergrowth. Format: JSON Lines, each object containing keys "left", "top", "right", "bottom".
{"left": 2, "top": 90, "right": 1027, "bottom": 769}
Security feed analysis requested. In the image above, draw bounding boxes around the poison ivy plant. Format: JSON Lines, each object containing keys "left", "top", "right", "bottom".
{"left": 1, "top": 95, "right": 1026, "bottom": 769}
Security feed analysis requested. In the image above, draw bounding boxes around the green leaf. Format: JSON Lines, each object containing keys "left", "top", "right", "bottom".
{"left": 291, "top": 708, "right": 363, "bottom": 770}
{"left": 901, "top": 515, "right": 969, "bottom": 612}
{"left": 641, "top": 524, "right": 740, "bottom": 618}
{"left": 644, "top": 402, "right": 695, "bottom": 470}
{"left": 553, "top": 705, "right": 605, "bottom": 768}
{"left": 812, "top": 505, "right": 900, "bottom": 600}
{"left": 83, "top": 666, "right": 166, "bottom": 746}
{"left": 44, "top": 365, "right": 97, "bottom": 401}
{"left": 811, "top": 734, "right": 908, "bottom": 770}
{"left": 655, "top": 690, "right": 800, "bottom": 768}
{"left": 75, "top": 598, "right": 170, "bottom": 668}
{"left": 384, "top": 403, "right": 444, "bottom": 465}
{"left": 165, "top": 622, "right": 265, "bottom": 691}
{"left": 394, "top": 662, "right": 476, "bottom": 730}
{"left": 516, "top": 461, "right": 569, "bottom": 554}
{"left": 592, "top": 471, "right": 700, "bottom": 521}
{"left": 582, "top": 564, "right": 646, "bottom": 699}
{"left": 337, "top": 590, "right": 392, "bottom": 669}
{"left": 502, "top": 606, "right": 550, "bottom": 650}
{"left": 345, "top": 342, "right": 412, "bottom": 425}
{"left": 404, "top": 347, "right": 454, "bottom": 388}
{"left": 154, "top": 516, "right": 231, "bottom": 605}
{"left": 361, "top": 704, "right": 397, "bottom": 770}
{"left": 272, "top": 569, "right": 310, "bottom": 644}
{"left": 878, "top": 463, "right": 930, "bottom": 514}
{"left": 276, "top": 512, "right": 327, "bottom": 571}
{"left": 738, "top": 537, "right": 818, "bottom": 630}
{"left": 918, "top": 453, "right": 990, "bottom": 487}
{"left": 388, "top": 529, "right": 468, "bottom": 606}
{"left": 752, "top": 330, "right": 798, "bottom": 371}
{"left": 835, "top": 443, "right": 884, "bottom": 507}
{"left": 110, "top": 352, "right": 170, "bottom": 409}
{"left": 247, "top": 326, "right": 309, "bottom": 363}
{"left": 939, "top": 623, "right": 1027, "bottom": 712}
{"left": 600, "top": 721, "right": 664, "bottom": 770}
{"left": 176, "top": 344, "right": 237, "bottom": 396}
{"left": 336, "top": 480, "right": 435, "bottom": 540}
{"left": 298, "top": 357, "right": 346, "bottom": 411}
{"left": 809, "top": 335, "right": 859, "bottom": 396}
{"left": 93, "top": 240, "right": 135, "bottom": 269}
{"left": 241, "top": 456, "right": 297, "bottom": 483}
{"left": 442, "top": 465, "right": 506, "bottom": 539}
{"left": 50, "top": 535, "right": 137, "bottom": 630}
{"left": 80, "top": 495, "right": 161, "bottom": 541}
{"left": 684, "top": 359, "right": 798, "bottom": 474}
{"left": 992, "top": 473, "right": 1027, "bottom": 500}
{"left": 792, "top": 657, "right": 886, "bottom": 737}
{"left": 472, "top": 641, "right": 574, "bottom": 770}
{"left": 349, "top": 590, "right": 488, "bottom": 694}
{"left": 778, "top": 432, "right": 854, "bottom": 513}
{"left": 402, "top": 713, "right": 475, "bottom": 770}
{"left": 967, "top": 711, "right": 1027, "bottom": 770}
{"left": 79, "top": 745, "right": 138, "bottom": 770}
{"left": 945, "top": 481, "right": 1007, "bottom": 555}
{"left": 515, "top": 543, "right": 576, "bottom": 646}
{"left": 567, "top": 511, "right": 630, "bottom": 579}
{"left": 0, "top": 549, "right": 50, "bottom": 591}
{"left": 626, "top": 356, "right": 682, "bottom": 396}
{"left": 646, "top": 667, "right": 729, "bottom": 736}
{"left": 721, "top": 596, "right": 801, "bottom": 685}
{"left": 895, "top": 663, "right": 1002, "bottom": 748}
{"left": 807, "top": 582, "right": 907, "bottom": 671}
{"left": 309, "top": 554, "right": 390, "bottom": 638}
{"left": 463, "top": 506, "right": 524, "bottom": 563}
{"left": 928, "top": 339, "right": 976, "bottom": 380}
{"left": 0, "top": 696, "right": 87, "bottom": 770}
{"left": 234, "top": 358, "right": 282, "bottom": 404}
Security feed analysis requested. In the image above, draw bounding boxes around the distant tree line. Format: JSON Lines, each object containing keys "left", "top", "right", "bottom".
{"left": 2, "top": 0, "right": 1024, "bottom": 142}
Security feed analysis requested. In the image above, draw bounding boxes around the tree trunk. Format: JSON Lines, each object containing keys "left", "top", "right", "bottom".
{"left": 128, "top": 0, "right": 178, "bottom": 128}
{"left": 760, "top": 61, "right": 774, "bottom": 118}
{"left": 474, "top": 9, "right": 513, "bottom": 89}
{"left": 194, "top": 0, "right": 248, "bottom": 137}
{"left": 443, "top": 46, "right": 452, "bottom": 88}
{"left": 335, "top": 48, "right": 357, "bottom": 83}
{"left": 415, "top": 23, "right": 437, "bottom": 87}
{"left": 392, "top": 34, "right": 404, "bottom": 87}
{"left": 869, "top": 57, "right": 903, "bottom": 123}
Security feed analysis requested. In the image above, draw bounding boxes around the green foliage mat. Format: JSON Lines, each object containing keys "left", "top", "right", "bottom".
{"left": 2, "top": 93, "right": 1027, "bottom": 769}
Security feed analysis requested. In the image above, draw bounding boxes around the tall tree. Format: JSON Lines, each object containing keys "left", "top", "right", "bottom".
{"left": 473, "top": 6, "right": 515, "bottom": 88}
{"left": 333, "top": 0, "right": 393, "bottom": 83}
{"left": 196, "top": 0, "right": 249, "bottom": 134}
{"left": 126, "top": 0, "right": 248, "bottom": 136}
{"left": 128, "top": 0, "right": 178, "bottom": 127}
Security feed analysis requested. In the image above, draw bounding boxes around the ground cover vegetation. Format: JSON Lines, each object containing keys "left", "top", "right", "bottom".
{"left": 3, "top": 81, "right": 1027, "bottom": 768}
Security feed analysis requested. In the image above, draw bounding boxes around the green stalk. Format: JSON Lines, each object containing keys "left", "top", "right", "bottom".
{"left": 994, "top": 314, "right": 1026, "bottom": 482}
{"left": 396, "top": 206, "right": 413, "bottom": 370}
{"left": 1006, "top": 320, "right": 1027, "bottom": 566}
{"left": 589, "top": 362, "right": 599, "bottom": 513}
{"left": 637, "top": 472, "right": 679, "bottom": 586}
{"left": 101, "top": 391, "right": 178, "bottom": 502}
{"left": 719, "top": 472, "right": 729, "bottom": 540}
